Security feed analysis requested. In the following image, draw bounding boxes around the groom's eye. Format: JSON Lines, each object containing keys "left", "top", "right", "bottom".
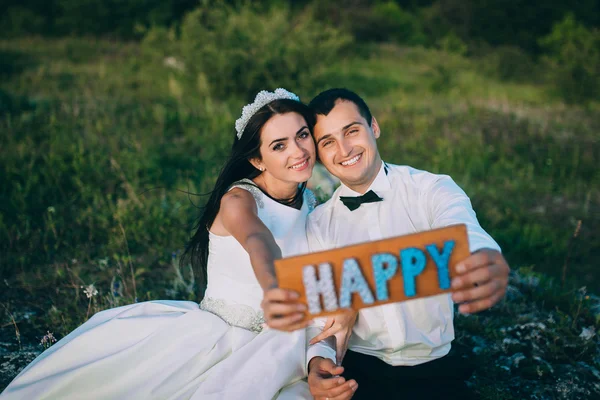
{"left": 321, "top": 140, "right": 333, "bottom": 147}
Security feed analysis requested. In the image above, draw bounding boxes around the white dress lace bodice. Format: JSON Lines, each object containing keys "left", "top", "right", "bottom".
{"left": 201, "top": 179, "right": 315, "bottom": 330}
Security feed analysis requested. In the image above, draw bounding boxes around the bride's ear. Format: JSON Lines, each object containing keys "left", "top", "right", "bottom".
{"left": 249, "top": 158, "right": 265, "bottom": 172}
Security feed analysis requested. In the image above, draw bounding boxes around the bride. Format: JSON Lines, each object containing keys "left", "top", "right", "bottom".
{"left": 1, "top": 89, "right": 335, "bottom": 399}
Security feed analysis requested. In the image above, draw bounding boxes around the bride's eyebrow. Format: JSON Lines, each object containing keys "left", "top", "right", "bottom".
{"left": 268, "top": 126, "right": 308, "bottom": 146}
{"left": 269, "top": 137, "right": 288, "bottom": 146}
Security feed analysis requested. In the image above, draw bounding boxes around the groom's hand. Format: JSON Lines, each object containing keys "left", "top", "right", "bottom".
{"left": 261, "top": 288, "right": 309, "bottom": 331}
{"left": 308, "top": 357, "right": 357, "bottom": 400}
{"left": 451, "top": 248, "right": 510, "bottom": 314}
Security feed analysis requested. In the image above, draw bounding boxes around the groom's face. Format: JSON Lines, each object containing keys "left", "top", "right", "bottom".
{"left": 313, "top": 100, "right": 381, "bottom": 192}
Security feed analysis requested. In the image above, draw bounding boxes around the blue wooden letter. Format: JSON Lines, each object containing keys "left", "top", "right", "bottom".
{"left": 426, "top": 240, "right": 455, "bottom": 290}
{"left": 372, "top": 253, "right": 398, "bottom": 301}
{"left": 400, "top": 248, "right": 426, "bottom": 297}
{"left": 339, "top": 258, "right": 375, "bottom": 308}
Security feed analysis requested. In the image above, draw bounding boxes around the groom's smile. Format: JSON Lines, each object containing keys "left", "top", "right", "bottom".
{"left": 340, "top": 152, "right": 363, "bottom": 167}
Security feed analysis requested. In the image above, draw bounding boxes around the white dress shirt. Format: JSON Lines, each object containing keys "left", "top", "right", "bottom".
{"left": 306, "top": 162, "right": 501, "bottom": 366}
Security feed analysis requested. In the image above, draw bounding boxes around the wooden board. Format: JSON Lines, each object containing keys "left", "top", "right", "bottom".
{"left": 274, "top": 224, "right": 469, "bottom": 319}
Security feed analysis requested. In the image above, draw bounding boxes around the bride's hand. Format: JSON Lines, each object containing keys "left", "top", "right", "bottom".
{"left": 261, "top": 288, "right": 309, "bottom": 331}
{"left": 309, "top": 309, "right": 358, "bottom": 364}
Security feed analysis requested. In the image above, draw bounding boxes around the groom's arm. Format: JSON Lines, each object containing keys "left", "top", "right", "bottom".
{"left": 423, "top": 174, "right": 510, "bottom": 313}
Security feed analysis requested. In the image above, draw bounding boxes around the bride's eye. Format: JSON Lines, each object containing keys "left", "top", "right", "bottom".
{"left": 298, "top": 131, "right": 310, "bottom": 139}
{"left": 273, "top": 143, "right": 285, "bottom": 151}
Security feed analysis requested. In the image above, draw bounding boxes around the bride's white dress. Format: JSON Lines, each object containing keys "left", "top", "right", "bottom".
{"left": 2, "top": 180, "right": 318, "bottom": 400}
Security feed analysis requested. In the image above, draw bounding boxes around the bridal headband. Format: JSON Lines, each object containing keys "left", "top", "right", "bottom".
{"left": 235, "top": 88, "right": 300, "bottom": 139}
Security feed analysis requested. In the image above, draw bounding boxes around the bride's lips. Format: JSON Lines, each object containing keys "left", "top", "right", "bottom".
{"left": 289, "top": 158, "right": 310, "bottom": 172}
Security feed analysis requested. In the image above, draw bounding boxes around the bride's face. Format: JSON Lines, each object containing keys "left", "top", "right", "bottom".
{"left": 253, "top": 112, "right": 315, "bottom": 184}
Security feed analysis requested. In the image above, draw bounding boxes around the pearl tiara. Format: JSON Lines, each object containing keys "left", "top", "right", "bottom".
{"left": 235, "top": 88, "right": 300, "bottom": 139}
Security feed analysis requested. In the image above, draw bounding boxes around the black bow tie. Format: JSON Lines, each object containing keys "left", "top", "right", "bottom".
{"left": 339, "top": 190, "right": 383, "bottom": 211}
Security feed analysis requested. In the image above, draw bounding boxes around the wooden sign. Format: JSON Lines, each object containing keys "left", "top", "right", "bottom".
{"left": 274, "top": 224, "right": 469, "bottom": 319}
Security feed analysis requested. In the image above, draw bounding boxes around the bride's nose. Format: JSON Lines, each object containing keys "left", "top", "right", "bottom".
{"left": 290, "top": 140, "right": 307, "bottom": 158}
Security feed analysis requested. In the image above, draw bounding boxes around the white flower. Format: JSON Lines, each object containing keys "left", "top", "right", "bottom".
{"left": 163, "top": 56, "right": 186, "bottom": 72}
{"left": 580, "top": 326, "right": 596, "bottom": 341}
{"left": 82, "top": 284, "right": 98, "bottom": 299}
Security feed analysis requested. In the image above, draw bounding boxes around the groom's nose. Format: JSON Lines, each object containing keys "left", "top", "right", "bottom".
{"left": 337, "top": 139, "right": 352, "bottom": 158}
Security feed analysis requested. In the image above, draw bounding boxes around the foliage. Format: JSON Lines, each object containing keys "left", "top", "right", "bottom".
{"left": 353, "top": 1, "right": 427, "bottom": 45}
{"left": 419, "top": 0, "right": 600, "bottom": 55}
{"left": 478, "top": 45, "right": 539, "bottom": 83}
{"left": 436, "top": 31, "right": 467, "bottom": 55}
{"left": 141, "top": 1, "right": 352, "bottom": 99}
{"left": 539, "top": 14, "right": 600, "bottom": 104}
{"left": 0, "top": 0, "right": 199, "bottom": 38}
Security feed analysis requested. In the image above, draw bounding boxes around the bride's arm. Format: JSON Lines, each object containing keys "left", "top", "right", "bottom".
{"left": 218, "top": 188, "right": 308, "bottom": 331}
{"left": 218, "top": 188, "right": 281, "bottom": 290}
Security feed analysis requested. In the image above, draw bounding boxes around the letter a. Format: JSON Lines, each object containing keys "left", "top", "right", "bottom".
{"left": 339, "top": 258, "right": 375, "bottom": 308}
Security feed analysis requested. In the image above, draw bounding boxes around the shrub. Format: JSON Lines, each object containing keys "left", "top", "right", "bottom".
{"left": 436, "top": 31, "right": 468, "bottom": 56}
{"left": 142, "top": 1, "right": 352, "bottom": 99}
{"left": 480, "top": 45, "right": 539, "bottom": 83}
{"left": 0, "top": 6, "right": 46, "bottom": 37}
{"left": 353, "top": 1, "right": 427, "bottom": 45}
{"left": 539, "top": 14, "right": 600, "bottom": 104}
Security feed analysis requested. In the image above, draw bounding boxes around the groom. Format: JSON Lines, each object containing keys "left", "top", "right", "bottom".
{"left": 303, "top": 89, "right": 510, "bottom": 399}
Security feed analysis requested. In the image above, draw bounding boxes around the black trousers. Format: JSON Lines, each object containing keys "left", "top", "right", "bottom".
{"left": 341, "top": 349, "right": 476, "bottom": 399}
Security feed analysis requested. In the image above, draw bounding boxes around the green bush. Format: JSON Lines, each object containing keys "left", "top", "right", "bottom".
{"left": 540, "top": 14, "right": 600, "bottom": 104}
{"left": 354, "top": 1, "right": 427, "bottom": 45}
{"left": 479, "top": 45, "right": 539, "bottom": 83}
{"left": 436, "top": 31, "right": 468, "bottom": 55}
{"left": 0, "top": 0, "right": 198, "bottom": 38}
{"left": 0, "top": 6, "right": 46, "bottom": 37}
{"left": 142, "top": 2, "right": 351, "bottom": 99}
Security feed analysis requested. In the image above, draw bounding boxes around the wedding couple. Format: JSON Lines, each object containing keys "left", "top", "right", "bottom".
{"left": 2, "top": 88, "right": 510, "bottom": 399}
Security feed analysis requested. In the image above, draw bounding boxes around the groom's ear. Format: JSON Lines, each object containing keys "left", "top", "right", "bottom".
{"left": 371, "top": 117, "right": 381, "bottom": 139}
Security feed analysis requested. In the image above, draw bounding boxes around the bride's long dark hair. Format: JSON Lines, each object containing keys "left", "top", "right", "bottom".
{"left": 181, "top": 98, "right": 315, "bottom": 296}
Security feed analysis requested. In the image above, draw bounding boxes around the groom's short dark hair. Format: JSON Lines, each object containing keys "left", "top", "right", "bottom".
{"left": 309, "top": 88, "right": 373, "bottom": 127}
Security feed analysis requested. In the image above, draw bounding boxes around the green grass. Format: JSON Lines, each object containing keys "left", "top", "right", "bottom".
{"left": 1, "top": 37, "right": 599, "bottom": 397}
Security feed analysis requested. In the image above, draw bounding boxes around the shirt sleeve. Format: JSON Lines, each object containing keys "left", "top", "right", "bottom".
{"left": 306, "top": 319, "right": 337, "bottom": 371}
{"left": 424, "top": 174, "right": 501, "bottom": 253}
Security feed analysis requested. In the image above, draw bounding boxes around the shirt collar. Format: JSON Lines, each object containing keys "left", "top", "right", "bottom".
{"left": 338, "top": 161, "right": 391, "bottom": 197}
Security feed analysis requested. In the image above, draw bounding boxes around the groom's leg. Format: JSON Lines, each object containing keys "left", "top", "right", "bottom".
{"left": 341, "top": 350, "right": 390, "bottom": 399}
{"left": 342, "top": 348, "right": 475, "bottom": 400}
